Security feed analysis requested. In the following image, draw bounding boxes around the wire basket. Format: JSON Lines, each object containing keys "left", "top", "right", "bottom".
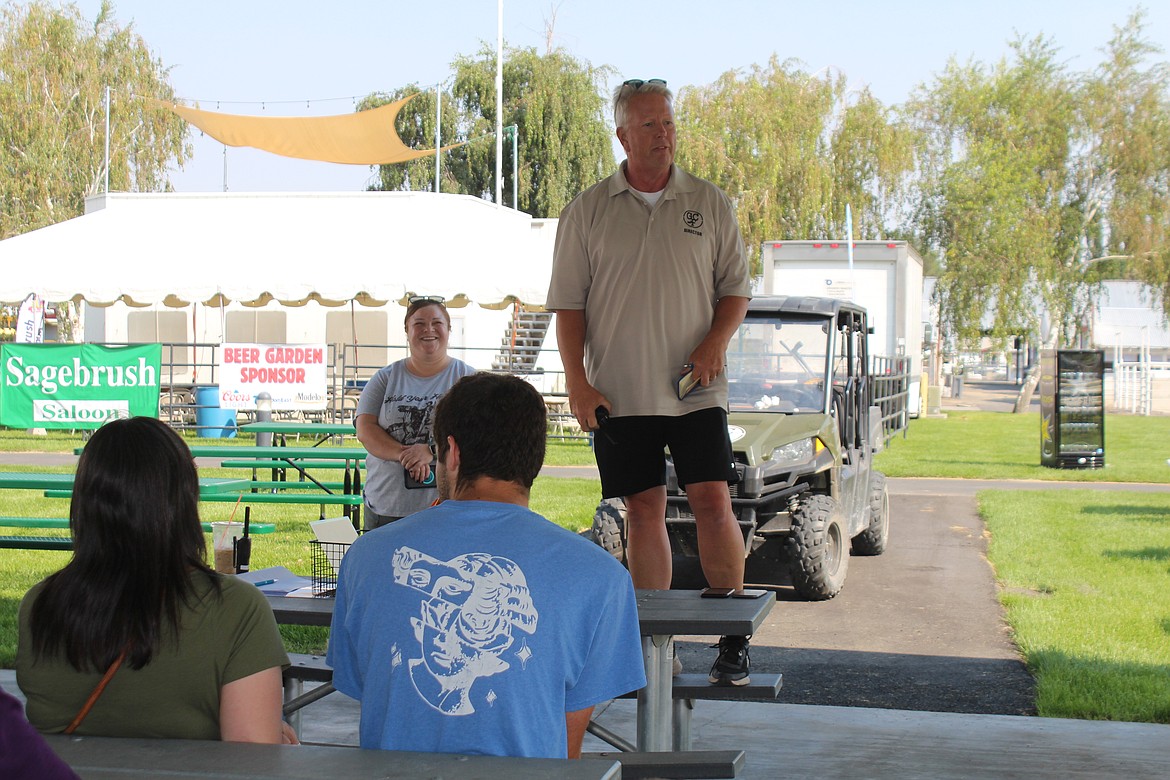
{"left": 310, "top": 540, "right": 352, "bottom": 597}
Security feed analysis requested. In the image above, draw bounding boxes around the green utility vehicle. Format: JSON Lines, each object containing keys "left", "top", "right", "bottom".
{"left": 592, "top": 295, "right": 891, "bottom": 600}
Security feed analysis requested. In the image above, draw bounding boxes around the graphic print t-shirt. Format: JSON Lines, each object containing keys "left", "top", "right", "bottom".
{"left": 327, "top": 501, "right": 646, "bottom": 758}
{"left": 356, "top": 359, "right": 474, "bottom": 516}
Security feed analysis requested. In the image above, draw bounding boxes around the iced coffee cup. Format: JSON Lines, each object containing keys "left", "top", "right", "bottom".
{"left": 211, "top": 521, "right": 244, "bottom": 574}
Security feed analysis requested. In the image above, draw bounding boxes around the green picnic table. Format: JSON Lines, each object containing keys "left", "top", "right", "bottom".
{"left": 0, "top": 471, "right": 250, "bottom": 496}
{"left": 238, "top": 421, "right": 356, "bottom": 447}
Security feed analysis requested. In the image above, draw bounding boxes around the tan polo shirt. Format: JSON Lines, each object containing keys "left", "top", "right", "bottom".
{"left": 547, "top": 164, "right": 752, "bottom": 417}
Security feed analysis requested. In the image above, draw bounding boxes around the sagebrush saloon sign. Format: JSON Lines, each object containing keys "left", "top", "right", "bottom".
{"left": 0, "top": 344, "right": 162, "bottom": 428}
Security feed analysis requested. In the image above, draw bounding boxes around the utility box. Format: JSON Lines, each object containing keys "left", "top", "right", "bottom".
{"left": 1039, "top": 350, "right": 1105, "bottom": 468}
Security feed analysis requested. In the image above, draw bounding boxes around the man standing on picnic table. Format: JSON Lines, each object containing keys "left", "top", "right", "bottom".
{"left": 545, "top": 77, "right": 754, "bottom": 685}
{"left": 328, "top": 373, "right": 645, "bottom": 759}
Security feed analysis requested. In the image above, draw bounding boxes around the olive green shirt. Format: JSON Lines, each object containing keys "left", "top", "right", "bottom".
{"left": 16, "top": 573, "right": 288, "bottom": 740}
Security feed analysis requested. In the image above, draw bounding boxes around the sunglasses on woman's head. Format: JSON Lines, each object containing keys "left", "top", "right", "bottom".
{"left": 622, "top": 78, "right": 667, "bottom": 89}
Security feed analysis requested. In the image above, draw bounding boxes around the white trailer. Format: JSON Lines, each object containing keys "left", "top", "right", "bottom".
{"left": 760, "top": 240, "right": 925, "bottom": 416}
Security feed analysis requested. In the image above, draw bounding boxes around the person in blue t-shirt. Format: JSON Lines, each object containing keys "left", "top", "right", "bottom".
{"left": 328, "top": 373, "right": 645, "bottom": 759}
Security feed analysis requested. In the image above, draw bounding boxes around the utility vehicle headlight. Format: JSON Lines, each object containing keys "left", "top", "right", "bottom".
{"left": 768, "top": 438, "right": 816, "bottom": 467}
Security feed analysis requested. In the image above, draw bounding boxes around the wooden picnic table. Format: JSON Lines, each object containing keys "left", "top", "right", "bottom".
{"left": 43, "top": 734, "right": 620, "bottom": 779}
{"left": 266, "top": 588, "right": 775, "bottom": 753}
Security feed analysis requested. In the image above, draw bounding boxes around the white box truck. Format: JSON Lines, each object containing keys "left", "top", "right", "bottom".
{"left": 760, "top": 240, "right": 925, "bottom": 416}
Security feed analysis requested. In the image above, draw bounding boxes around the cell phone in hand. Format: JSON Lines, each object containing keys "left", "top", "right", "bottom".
{"left": 404, "top": 460, "right": 437, "bottom": 489}
{"left": 677, "top": 364, "right": 701, "bottom": 400}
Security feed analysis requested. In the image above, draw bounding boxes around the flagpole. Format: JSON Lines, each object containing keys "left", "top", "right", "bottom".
{"left": 845, "top": 203, "right": 855, "bottom": 302}
{"left": 495, "top": 0, "right": 504, "bottom": 206}
{"left": 104, "top": 86, "right": 111, "bottom": 194}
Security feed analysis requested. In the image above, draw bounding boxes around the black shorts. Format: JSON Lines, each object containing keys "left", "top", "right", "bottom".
{"left": 593, "top": 407, "right": 737, "bottom": 499}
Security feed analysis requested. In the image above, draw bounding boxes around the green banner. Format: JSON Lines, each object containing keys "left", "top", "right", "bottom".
{"left": 0, "top": 344, "right": 162, "bottom": 429}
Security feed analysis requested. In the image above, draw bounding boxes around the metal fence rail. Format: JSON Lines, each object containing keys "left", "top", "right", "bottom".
{"left": 97, "top": 341, "right": 913, "bottom": 444}
{"left": 871, "top": 355, "right": 912, "bottom": 443}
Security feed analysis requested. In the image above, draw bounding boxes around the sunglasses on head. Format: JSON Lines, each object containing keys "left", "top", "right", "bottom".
{"left": 407, "top": 295, "right": 446, "bottom": 305}
{"left": 622, "top": 78, "right": 667, "bottom": 89}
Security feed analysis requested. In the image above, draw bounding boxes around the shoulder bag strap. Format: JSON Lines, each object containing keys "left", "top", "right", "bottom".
{"left": 63, "top": 647, "right": 127, "bottom": 735}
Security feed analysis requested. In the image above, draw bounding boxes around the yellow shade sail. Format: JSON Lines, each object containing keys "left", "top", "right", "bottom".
{"left": 161, "top": 95, "right": 459, "bottom": 165}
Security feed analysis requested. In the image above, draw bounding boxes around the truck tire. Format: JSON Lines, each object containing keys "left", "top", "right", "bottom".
{"left": 852, "top": 471, "right": 890, "bottom": 556}
{"left": 786, "top": 494, "right": 849, "bottom": 600}
{"left": 591, "top": 498, "right": 626, "bottom": 564}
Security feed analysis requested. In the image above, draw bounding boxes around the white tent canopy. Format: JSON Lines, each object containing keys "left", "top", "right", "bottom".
{"left": 0, "top": 192, "right": 553, "bottom": 309}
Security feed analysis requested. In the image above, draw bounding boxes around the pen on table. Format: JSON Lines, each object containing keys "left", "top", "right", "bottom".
{"left": 252, "top": 579, "right": 275, "bottom": 587}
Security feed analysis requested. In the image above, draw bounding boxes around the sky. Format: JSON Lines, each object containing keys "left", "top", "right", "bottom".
{"left": 69, "top": 0, "right": 1170, "bottom": 194}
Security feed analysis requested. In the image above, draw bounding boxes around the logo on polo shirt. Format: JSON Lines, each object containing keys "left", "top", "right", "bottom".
{"left": 682, "top": 210, "right": 704, "bottom": 236}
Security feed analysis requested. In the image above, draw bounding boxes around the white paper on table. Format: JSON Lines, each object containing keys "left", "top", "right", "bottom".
{"left": 310, "top": 516, "right": 359, "bottom": 545}
{"left": 235, "top": 566, "right": 312, "bottom": 596}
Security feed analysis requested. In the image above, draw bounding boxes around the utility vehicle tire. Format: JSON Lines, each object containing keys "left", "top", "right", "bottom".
{"left": 591, "top": 498, "right": 627, "bottom": 563}
{"left": 852, "top": 471, "right": 890, "bottom": 556}
{"left": 786, "top": 494, "right": 849, "bottom": 600}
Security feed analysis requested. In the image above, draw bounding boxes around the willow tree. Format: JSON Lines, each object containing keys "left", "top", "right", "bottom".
{"left": 1077, "top": 11, "right": 1170, "bottom": 319}
{"left": 906, "top": 37, "right": 1080, "bottom": 351}
{"left": 909, "top": 11, "right": 1170, "bottom": 356}
{"left": 365, "top": 45, "right": 614, "bottom": 218}
{"left": 0, "top": 1, "right": 190, "bottom": 239}
{"left": 359, "top": 86, "right": 464, "bottom": 194}
{"left": 674, "top": 56, "right": 915, "bottom": 275}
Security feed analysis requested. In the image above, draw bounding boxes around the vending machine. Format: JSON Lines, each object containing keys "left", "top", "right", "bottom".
{"left": 1039, "top": 350, "right": 1105, "bottom": 469}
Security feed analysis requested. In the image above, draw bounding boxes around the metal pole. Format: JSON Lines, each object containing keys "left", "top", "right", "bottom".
{"left": 508, "top": 124, "right": 518, "bottom": 209}
{"left": 103, "top": 86, "right": 111, "bottom": 193}
{"left": 495, "top": 0, "right": 504, "bottom": 206}
{"left": 845, "top": 203, "right": 855, "bottom": 301}
{"left": 434, "top": 83, "right": 441, "bottom": 193}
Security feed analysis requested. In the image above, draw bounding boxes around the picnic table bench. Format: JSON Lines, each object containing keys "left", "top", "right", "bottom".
{"left": 0, "top": 473, "right": 260, "bottom": 551}
{"left": 42, "top": 734, "right": 621, "bottom": 779}
{"left": 269, "top": 590, "right": 775, "bottom": 776}
{"left": 220, "top": 459, "right": 365, "bottom": 470}
{"left": 279, "top": 652, "right": 751, "bottom": 779}
{"left": 0, "top": 515, "right": 276, "bottom": 551}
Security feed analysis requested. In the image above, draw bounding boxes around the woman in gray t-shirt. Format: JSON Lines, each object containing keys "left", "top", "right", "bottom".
{"left": 355, "top": 298, "right": 475, "bottom": 529}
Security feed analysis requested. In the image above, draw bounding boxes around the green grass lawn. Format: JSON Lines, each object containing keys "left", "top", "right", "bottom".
{"left": 876, "top": 411, "right": 1170, "bottom": 482}
{"left": 980, "top": 489, "right": 1170, "bottom": 722}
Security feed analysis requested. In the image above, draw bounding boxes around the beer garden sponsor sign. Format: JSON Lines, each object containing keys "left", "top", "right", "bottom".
{"left": 0, "top": 344, "right": 162, "bottom": 428}
{"left": 218, "top": 343, "right": 328, "bottom": 411}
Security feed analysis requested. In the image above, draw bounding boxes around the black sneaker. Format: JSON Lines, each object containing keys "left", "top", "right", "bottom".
{"left": 708, "top": 635, "right": 751, "bottom": 686}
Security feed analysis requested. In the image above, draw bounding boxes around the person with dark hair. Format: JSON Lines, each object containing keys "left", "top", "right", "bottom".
{"left": 355, "top": 296, "right": 476, "bottom": 529}
{"left": 16, "top": 417, "right": 292, "bottom": 743}
{"left": 546, "top": 77, "right": 754, "bottom": 685}
{"left": 328, "top": 373, "right": 644, "bottom": 759}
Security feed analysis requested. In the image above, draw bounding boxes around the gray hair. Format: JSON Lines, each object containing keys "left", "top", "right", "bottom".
{"left": 612, "top": 79, "right": 673, "bottom": 129}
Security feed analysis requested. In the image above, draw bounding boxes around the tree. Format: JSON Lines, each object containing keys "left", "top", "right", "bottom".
{"left": 365, "top": 44, "right": 614, "bottom": 218}
{"left": 673, "top": 56, "right": 915, "bottom": 275}
{"left": 906, "top": 37, "right": 1081, "bottom": 350}
{"left": 1077, "top": 10, "right": 1170, "bottom": 318}
{"left": 909, "top": 11, "right": 1170, "bottom": 356}
{"left": 359, "top": 86, "right": 464, "bottom": 194}
{"left": 0, "top": 1, "right": 190, "bottom": 239}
